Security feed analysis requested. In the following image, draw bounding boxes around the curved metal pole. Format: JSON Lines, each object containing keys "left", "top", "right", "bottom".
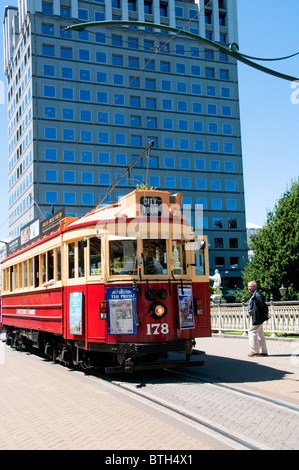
{"left": 66, "top": 20, "right": 298, "bottom": 82}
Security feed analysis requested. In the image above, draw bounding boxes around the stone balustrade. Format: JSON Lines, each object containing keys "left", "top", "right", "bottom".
{"left": 210, "top": 301, "right": 299, "bottom": 336}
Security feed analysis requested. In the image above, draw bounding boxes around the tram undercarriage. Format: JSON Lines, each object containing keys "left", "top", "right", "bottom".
{"left": 4, "top": 326, "right": 204, "bottom": 373}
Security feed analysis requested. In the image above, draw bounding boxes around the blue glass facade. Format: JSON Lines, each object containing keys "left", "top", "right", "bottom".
{"left": 4, "top": 0, "right": 247, "bottom": 289}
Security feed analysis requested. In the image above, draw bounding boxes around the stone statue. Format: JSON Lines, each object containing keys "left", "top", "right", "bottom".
{"left": 210, "top": 269, "right": 221, "bottom": 293}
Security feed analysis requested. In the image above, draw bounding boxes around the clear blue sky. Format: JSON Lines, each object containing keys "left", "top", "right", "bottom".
{"left": 0, "top": 0, "right": 298, "bottom": 241}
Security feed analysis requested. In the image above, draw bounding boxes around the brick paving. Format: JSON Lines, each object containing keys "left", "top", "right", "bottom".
{"left": 196, "top": 335, "right": 299, "bottom": 407}
{"left": 0, "top": 335, "right": 298, "bottom": 450}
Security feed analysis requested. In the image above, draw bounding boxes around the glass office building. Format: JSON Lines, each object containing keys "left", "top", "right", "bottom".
{"left": 3, "top": 0, "right": 247, "bottom": 291}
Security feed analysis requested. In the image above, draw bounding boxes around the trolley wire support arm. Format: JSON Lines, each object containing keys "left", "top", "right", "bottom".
{"left": 66, "top": 21, "right": 299, "bottom": 83}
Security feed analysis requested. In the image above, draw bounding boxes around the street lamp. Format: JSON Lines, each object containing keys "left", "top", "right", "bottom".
{"left": 279, "top": 284, "right": 287, "bottom": 299}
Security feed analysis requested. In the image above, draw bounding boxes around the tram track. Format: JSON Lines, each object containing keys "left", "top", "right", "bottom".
{"left": 164, "top": 368, "right": 299, "bottom": 413}
{"left": 92, "top": 365, "right": 298, "bottom": 451}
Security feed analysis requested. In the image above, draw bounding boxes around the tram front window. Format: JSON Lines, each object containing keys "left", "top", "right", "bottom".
{"left": 109, "top": 239, "right": 137, "bottom": 275}
{"left": 195, "top": 240, "right": 205, "bottom": 276}
{"left": 90, "top": 237, "right": 101, "bottom": 275}
{"left": 172, "top": 240, "right": 186, "bottom": 275}
{"left": 143, "top": 239, "right": 167, "bottom": 275}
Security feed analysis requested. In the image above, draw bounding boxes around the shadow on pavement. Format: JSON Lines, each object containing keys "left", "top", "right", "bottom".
{"left": 199, "top": 353, "right": 294, "bottom": 384}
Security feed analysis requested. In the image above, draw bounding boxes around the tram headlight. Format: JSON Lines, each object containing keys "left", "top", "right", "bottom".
{"left": 150, "top": 302, "right": 168, "bottom": 320}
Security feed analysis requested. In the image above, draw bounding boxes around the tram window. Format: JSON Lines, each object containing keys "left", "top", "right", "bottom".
{"left": 90, "top": 237, "right": 101, "bottom": 275}
{"left": 15, "top": 264, "right": 19, "bottom": 289}
{"left": 143, "top": 239, "right": 167, "bottom": 275}
{"left": 194, "top": 240, "right": 205, "bottom": 276}
{"left": 109, "top": 239, "right": 137, "bottom": 275}
{"left": 68, "top": 243, "right": 75, "bottom": 278}
{"left": 10, "top": 266, "right": 14, "bottom": 291}
{"left": 48, "top": 250, "right": 54, "bottom": 281}
{"left": 34, "top": 255, "right": 39, "bottom": 287}
{"left": 30, "top": 259, "right": 34, "bottom": 287}
{"left": 42, "top": 253, "right": 47, "bottom": 283}
{"left": 78, "top": 242, "right": 85, "bottom": 277}
{"left": 172, "top": 240, "right": 186, "bottom": 275}
{"left": 25, "top": 260, "right": 28, "bottom": 288}
{"left": 57, "top": 248, "right": 61, "bottom": 281}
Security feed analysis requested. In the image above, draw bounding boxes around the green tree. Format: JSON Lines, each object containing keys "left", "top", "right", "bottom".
{"left": 238, "top": 179, "right": 299, "bottom": 301}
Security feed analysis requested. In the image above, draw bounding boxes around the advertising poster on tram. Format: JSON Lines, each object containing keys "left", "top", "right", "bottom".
{"left": 107, "top": 287, "right": 138, "bottom": 335}
{"left": 178, "top": 285, "right": 195, "bottom": 329}
{"left": 69, "top": 292, "right": 83, "bottom": 335}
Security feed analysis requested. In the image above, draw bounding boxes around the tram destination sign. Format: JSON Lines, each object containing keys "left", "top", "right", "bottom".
{"left": 140, "top": 196, "right": 162, "bottom": 216}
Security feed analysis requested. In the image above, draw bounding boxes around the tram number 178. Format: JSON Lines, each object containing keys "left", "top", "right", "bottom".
{"left": 146, "top": 323, "right": 169, "bottom": 335}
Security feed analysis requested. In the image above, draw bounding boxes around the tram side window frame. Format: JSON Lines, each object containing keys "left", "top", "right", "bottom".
{"left": 89, "top": 237, "right": 102, "bottom": 276}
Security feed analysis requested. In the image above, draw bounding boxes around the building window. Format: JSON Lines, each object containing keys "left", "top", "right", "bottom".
{"left": 163, "top": 118, "right": 173, "bottom": 129}
{"left": 42, "top": 23, "right": 54, "bottom": 35}
{"left": 149, "top": 175, "right": 160, "bottom": 188}
{"left": 63, "top": 129, "right": 75, "bottom": 141}
{"left": 42, "top": 44, "right": 54, "bottom": 56}
{"left": 98, "top": 153, "right": 110, "bottom": 165}
{"left": 42, "top": 3, "right": 53, "bottom": 15}
{"left": 82, "top": 193, "right": 94, "bottom": 205}
{"left": 43, "top": 64, "right": 55, "bottom": 76}
{"left": 45, "top": 191, "right": 57, "bottom": 204}
{"left": 215, "top": 257, "right": 225, "bottom": 267}
{"left": 225, "top": 161, "right": 235, "bottom": 172}
{"left": 211, "top": 179, "right": 221, "bottom": 190}
{"left": 44, "top": 127, "right": 56, "bottom": 139}
{"left": 229, "top": 238, "right": 239, "bottom": 249}
{"left": 225, "top": 180, "right": 236, "bottom": 191}
{"left": 161, "top": 80, "right": 171, "bottom": 91}
{"left": 45, "top": 170, "right": 57, "bottom": 182}
{"left": 196, "top": 178, "right": 206, "bottom": 190}
{"left": 61, "top": 67, "right": 73, "bottom": 79}
{"left": 228, "top": 218, "right": 237, "bottom": 229}
{"left": 63, "top": 150, "right": 75, "bottom": 162}
{"left": 130, "top": 96, "right": 141, "bottom": 107}
{"left": 60, "top": 47, "right": 72, "bottom": 59}
{"left": 80, "top": 110, "right": 92, "bottom": 122}
{"left": 44, "top": 148, "right": 57, "bottom": 161}
{"left": 98, "top": 132, "right": 109, "bottom": 144}
{"left": 213, "top": 218, "right": 223, "bottom": 229}
{"left": 81, "top": 172, "right": 93, "bottom": 184}
{"left": 78, "top": 49, "right": 90, "bottom": 61}
{"left": 227, "top": 199, "right": 237, "bottom": 210}
{"left": 62, "top": 108, "right": 74, "bottom": 120}
{"left": 81, "top": 151, "right": 92, "bottom": 163}
{"left": 63, "top": 171, "right": 76, "bottom": 183}
{"left": 163, "top": 138, "right": 174, "bottom": 149}
{"left": 44, "top": 106, "right": 56, "bottom": 118}
{"left": 79, "top": 69, "right": 91, "bottom": 81}
{"left": 64, "top": 192, "right": 76, "bottom": 204}
{"left": 195, "top": 159, "right": 205, "bottom": 170}
{"left": 214, "top": 238, "right": 224, "bottom": 249}
{"left": 99, "top": 173, "right": 110, "bottom": 185}
{"left": 146, "top": 98, "right": 156, "bottom": 109}
{"left": 62, "top": 88, "right": 74, "bottom": 100}
{"left": 212, "top": 198, "right": 222, "bottom": 210}
{"left": 80, "top": 90, "right": 91, "bottom": 102}
{"left": 210, "top": 160, "right": 220, "bottom": 171}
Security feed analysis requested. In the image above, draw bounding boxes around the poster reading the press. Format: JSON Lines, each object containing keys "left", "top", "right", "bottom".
{"left": 107, "top": 287, "right": 137, "bottom": 335}
{"left": 178, "top": 285, "right": 195, "bottom": 329}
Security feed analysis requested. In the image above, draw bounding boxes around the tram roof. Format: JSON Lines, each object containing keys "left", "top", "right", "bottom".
{"left": 65, "top": 189, "right": 185, "bottom": 230}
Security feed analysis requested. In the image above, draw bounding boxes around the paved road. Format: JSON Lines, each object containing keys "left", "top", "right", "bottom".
{"left": 0, "top": 335, "right": 298, "bottom": 450}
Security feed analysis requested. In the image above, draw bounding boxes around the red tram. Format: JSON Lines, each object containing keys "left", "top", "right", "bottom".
{"left": 1, "top": 189, "right": 211, "bottom": 372}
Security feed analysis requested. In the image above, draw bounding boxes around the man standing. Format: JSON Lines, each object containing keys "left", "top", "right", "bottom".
{"left": 247, "top": 281, "right": 269, "bottom": 357}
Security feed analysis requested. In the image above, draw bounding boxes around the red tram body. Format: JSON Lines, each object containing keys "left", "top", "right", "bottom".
{"left": 1, "top": 189, "right": 211, "bottom": 372}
